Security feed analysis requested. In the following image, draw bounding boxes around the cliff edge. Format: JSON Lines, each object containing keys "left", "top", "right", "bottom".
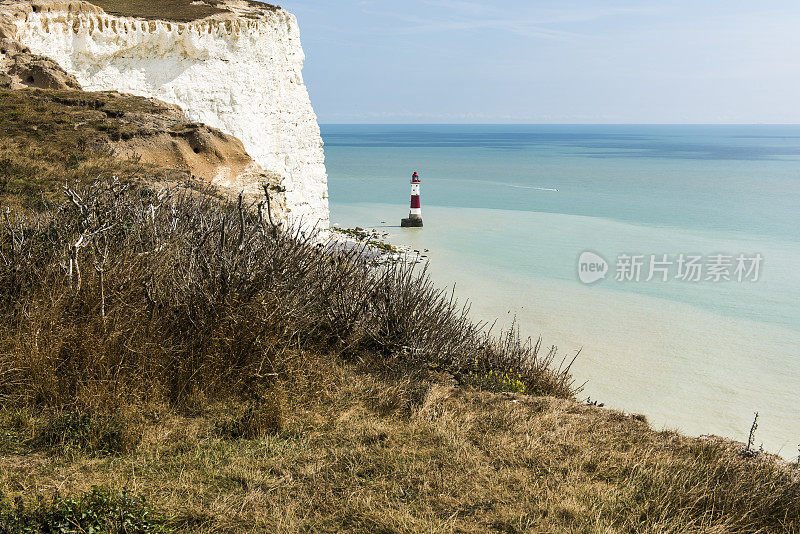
{"left": 0, "top": 0, "right": 329, "bottom": 227}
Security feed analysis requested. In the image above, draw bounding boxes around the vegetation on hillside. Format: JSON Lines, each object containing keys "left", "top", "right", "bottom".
{"left": 0, "top": 88, "right": 205, "bottom": 212}
{"left": 1, "top": 177, "right": 798, "bottom": 532}
{"left": 332, "top": 226, "right": 401, "bottom": 255}
{"left": 0, "top": 178, "right": 575, "bottom": 409}
{"left": 88, "top": 0, "right": 278, "bottom": 23}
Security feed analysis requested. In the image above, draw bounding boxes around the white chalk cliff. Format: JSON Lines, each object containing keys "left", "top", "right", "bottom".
{"left": 1, "top": 0, "right": 329, "bottom": 227}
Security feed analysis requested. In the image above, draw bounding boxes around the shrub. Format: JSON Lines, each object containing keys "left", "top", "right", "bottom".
{"left": 216, "top": 388, "right": 285, "bottom": 440}
{"left": 0, "top": 179, "right": 577, "bottom": 416}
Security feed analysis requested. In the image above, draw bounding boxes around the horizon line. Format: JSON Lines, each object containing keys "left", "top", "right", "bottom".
{"left": 318, "top": 122, "right": 800, "bottom": 126}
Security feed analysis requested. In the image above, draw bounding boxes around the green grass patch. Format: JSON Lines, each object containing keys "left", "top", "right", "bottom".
{"left": 0, "top": 487, "right": 170, "bottom": 533}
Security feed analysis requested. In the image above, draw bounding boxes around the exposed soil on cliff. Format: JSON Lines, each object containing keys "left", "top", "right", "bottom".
{"left": 0, "top": 38, "right": 80, "bottom": 90}
{"left": 0, "top": 86, "right": 284, "bottom": 213}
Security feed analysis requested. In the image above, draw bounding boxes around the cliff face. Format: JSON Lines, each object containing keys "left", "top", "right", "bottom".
{"left": 0, "top": 0, "right": 328, "bottom": 227}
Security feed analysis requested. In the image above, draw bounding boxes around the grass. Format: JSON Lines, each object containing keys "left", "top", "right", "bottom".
{"left": 88, "top": 0, "right": 279, "bottom": 23}
{"left": 1, "top": 372, "right": 798, "bottom": 532}
{"left": 0, "top": 88, "right": 219, "bottom": 212}
{"left": 332, "top": 226, "right": 400, "bottom": 254}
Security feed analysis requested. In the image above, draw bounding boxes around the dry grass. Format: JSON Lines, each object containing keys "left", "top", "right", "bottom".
{"left": 88, "top": 0, "right": 279, "bottom": 23}
{"left": 0, "top": 88, "right": 206, "bottom": 212}
{"left": 1, "top": 364, "right": 798, "bottom": 532}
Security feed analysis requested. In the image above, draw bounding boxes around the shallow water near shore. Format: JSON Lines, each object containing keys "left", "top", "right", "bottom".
{"left": 322, "top": 125, "right": 800, "bottom": 458}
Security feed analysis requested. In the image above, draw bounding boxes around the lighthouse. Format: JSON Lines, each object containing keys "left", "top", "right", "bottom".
{"left": 401, "top": 171, "right": 423, "bottom": 227}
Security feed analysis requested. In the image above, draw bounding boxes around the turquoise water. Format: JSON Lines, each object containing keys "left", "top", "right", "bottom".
{"left": 322, "top": 125, "right": 800, "bottom": 458}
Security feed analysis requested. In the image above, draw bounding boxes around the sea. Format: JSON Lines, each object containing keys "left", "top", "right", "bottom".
{"left": 321, "top": 124, "right": 800, "bottom": 459}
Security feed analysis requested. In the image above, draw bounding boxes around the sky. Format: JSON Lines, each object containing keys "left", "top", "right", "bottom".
{"left": 278, "top": 1, "right": 800, "bottom": 124}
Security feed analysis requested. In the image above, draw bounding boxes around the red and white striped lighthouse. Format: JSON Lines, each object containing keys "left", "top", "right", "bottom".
{"left": 401, "top": 171, "right": 423, "bottom": 227}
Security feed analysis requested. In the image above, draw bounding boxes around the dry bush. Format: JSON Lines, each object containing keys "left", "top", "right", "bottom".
{"left": 0, "top": 178, "right": 576, "bottom": 416}
{"left": 216, "top": 391, "right": 284, "bottom": 440}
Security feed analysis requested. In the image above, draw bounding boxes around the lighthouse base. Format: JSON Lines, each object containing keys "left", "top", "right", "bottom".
{"left": 401, "top": 215, "right": 423, "bottom": 228}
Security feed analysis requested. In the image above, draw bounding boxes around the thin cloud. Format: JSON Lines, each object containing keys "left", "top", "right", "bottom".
{"left": 421, "top": 1, "right": 661, "bottom": 23}
{"left": 389, "top": 17, "right": 578, "bottom": 40}
{"left": 420, "top": 0, "right": 496, "bottom": 16}
{"left": 358, "top": 9, "right": 577, "bottom": 40}
{"left": 358, "top": 4, "right": 663, "bottom": 41}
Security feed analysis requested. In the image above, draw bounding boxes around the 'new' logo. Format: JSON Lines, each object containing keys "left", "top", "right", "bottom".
{"left": 578, "top": 251, "right": 608, "bottom": 284}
